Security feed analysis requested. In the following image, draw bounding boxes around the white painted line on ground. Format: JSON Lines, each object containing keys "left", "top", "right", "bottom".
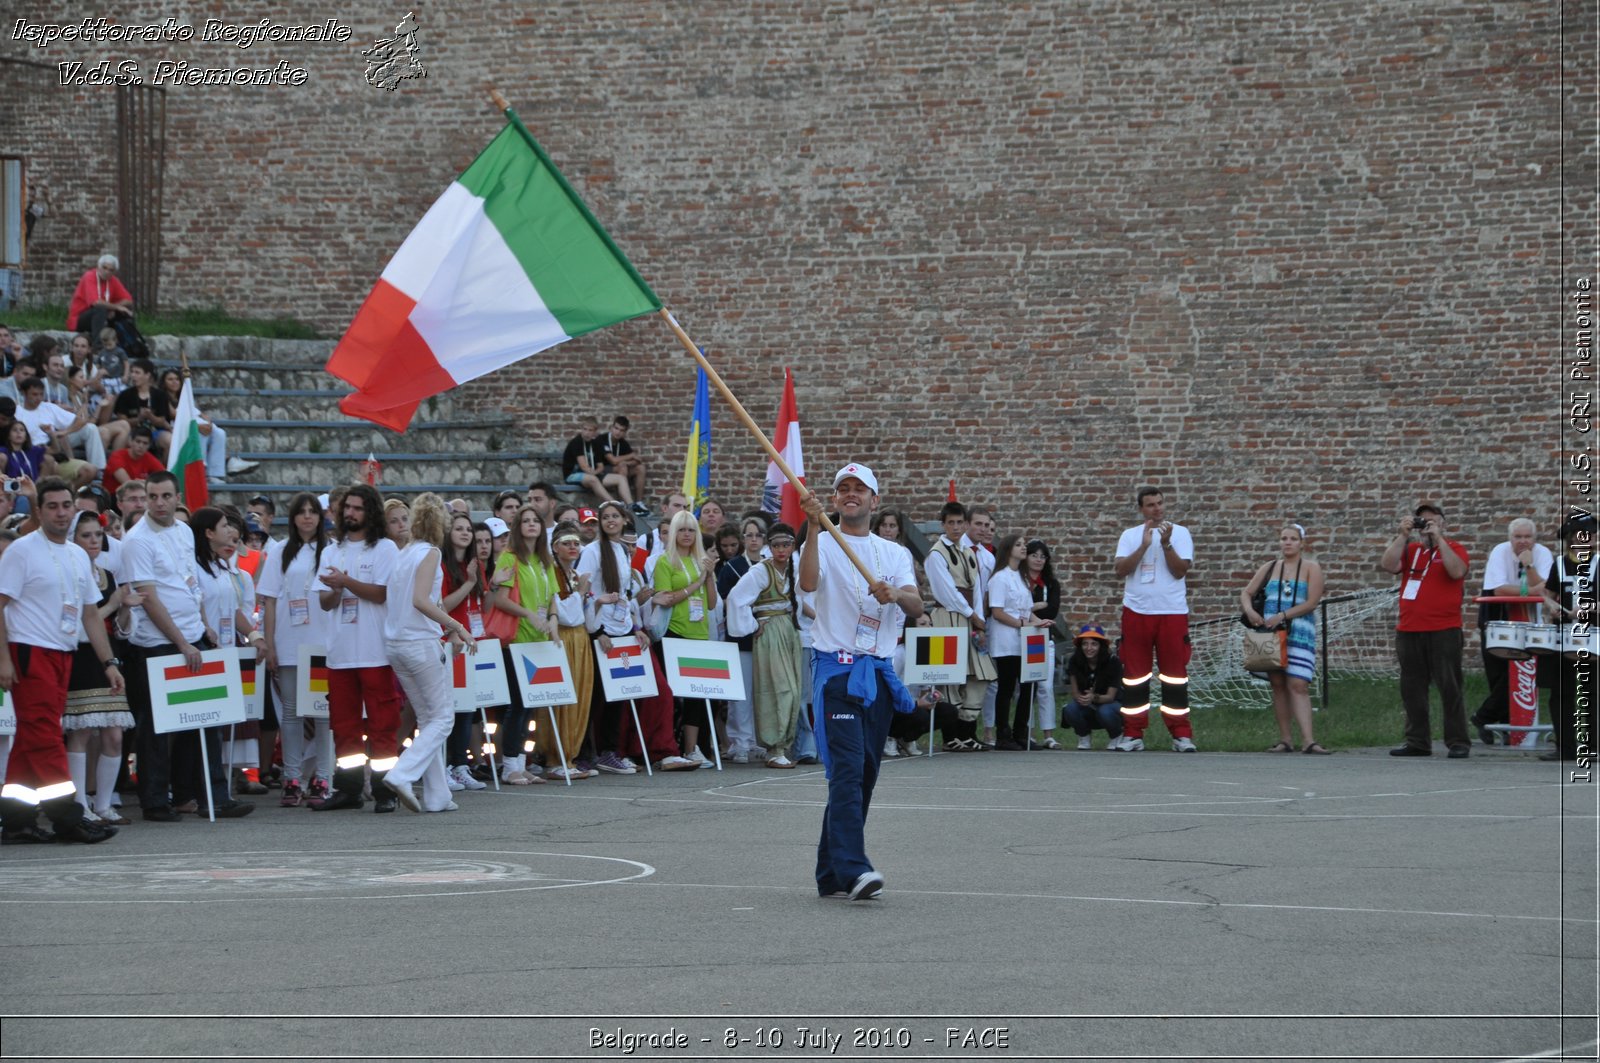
{"left": 1498, "top": 1037, "right": 1600, "bottom": 1062}
{"left": 622, "top": 880, "right": 1598, "bottom": 925}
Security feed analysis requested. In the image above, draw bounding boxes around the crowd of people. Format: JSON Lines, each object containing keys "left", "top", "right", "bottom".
{"left": 0, "top": 450, "right": 1589, "bottom": 847}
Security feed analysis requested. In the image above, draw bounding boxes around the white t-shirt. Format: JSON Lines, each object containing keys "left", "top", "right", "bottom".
{"left": 122, "top": 517, "right": 205, "bottom": 647}
{"left": 1482, "top": 541, "right": 1554, "bottom": 593}
{"left": 384, "top": 541, "right": 443, "bottom": 642}
{"left": 14, "top": 402, "right": 75, "bottom": 446}
{"left": 257, "top": 537, "right": 330, "bottom": 663}
{"left": 1117, "top": 522, "right": 1194, "bottom": 615}
{"left": 807, "top": 530, "right": 915, "bottom": 659}
{"left": 578, "top": 539, "right": 636, "bottom": 636}
{"left": 0, "top": 531, "right": 98, "bottom": 652}
{"left": 313, "top": 536, "right": 398, "bottom": 668}
{"left": 986, "top": 565, "right": 1035, "bottom": 658}
{"left": 196, "top": 563, "right": 248, "bottom": 648}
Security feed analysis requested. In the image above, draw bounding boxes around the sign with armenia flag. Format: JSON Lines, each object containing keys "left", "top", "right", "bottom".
{"left": 327, "top": 115, "right": 661, "bottom": 430}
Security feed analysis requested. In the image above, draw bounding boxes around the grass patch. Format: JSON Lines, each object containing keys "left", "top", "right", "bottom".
{"left": 2, "top": 304, "right": 321, "bottom": 339}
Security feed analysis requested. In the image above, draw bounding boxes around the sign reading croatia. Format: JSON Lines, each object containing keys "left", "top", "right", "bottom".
{"left": 508, "top": 641, "right": 577, "bottom": 709}
{"left": 903, "top": 627, "right": 968, "bottom": 685}
{"left": 1022, "top": 630, "right": 1050, "bottom": 684}
{"left": 592, "top": 635, "right": 658, "bottom": 702}
{"left": 295, "top": 644, "right": 330, "bottom": 719}
{"left": 148, "top": 647, "right": 247, "bottom": 734}
{"left": 661, "top": 637, "right": 743, "bottom": 701}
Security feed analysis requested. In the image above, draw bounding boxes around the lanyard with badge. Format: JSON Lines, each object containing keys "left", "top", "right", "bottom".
{"left": 287, "top": 547, "right": 315, "bottom": 627}
{"left": 337, "top": 545, "right": 361, "bottom": 623}
{"left": 161, "top": 526, "right": 202, "bottom": 605}
{"left": 852, "top": 536, "right": 886, "bottom": 652}
{"left": 1401, "top": 544, "right": 1435, "bottom": 601}
{"left": 47, "top": 540, "right": 82, "bottom": 637}
{"left": 678, "top": 557, "right": 705, "bottom": 623}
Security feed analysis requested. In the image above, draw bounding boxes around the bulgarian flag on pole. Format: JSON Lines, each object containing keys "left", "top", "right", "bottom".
{"left": 167, "top": 376, "right": 208, "bottom": 507}
{"left": 327, "top": 114, "right": 662, "bottom": 431}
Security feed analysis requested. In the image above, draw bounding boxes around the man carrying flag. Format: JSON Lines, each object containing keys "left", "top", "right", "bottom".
{"left": 326, "top": 113, "right": 661, "bottom": 431}
{"left": 797, "top": 464, "right": 923, "bottom": 902}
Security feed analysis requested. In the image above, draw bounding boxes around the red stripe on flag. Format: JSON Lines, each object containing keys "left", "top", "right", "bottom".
{"left": 329, "top": 279, "right": 457, "bottom": 432}
{"left": 606, "top": 645, "right": 637, "bottom": 659}
{"left": 181, "top": 460, "right": 208, "bottom": 508}
{"left": 164, "top": 660, "right": 227, "bottom": 682}
{"left": 680, "top": 665, "right": 730, "bottom": 679}
{"left": 527, "top": 665, "right": 564, "bottom": 685}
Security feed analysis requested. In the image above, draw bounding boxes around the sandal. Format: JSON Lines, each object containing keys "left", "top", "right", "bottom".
{"left": 943, "top": 739, "right": 966, "bottom": 752}
{"left": 1303, "top": 743, "right": 1332, "bottom": 755}
{"left": 1266, "top": 741, "right": 1293, "bottom": 753}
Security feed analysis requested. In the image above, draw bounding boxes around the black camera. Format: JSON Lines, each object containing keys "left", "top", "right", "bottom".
{"left": 1409, "top": 517, "right": 1431, "bottom": 532}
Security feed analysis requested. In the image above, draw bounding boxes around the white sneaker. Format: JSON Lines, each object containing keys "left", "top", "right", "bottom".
{"left": 728, "top": 748, "right": 750, "bottom": 764}
{"left": 1077, "top": 735, "right": 1093, "bottom": 750}
{"left": 451, "top": 764, "right": 486, "bottom": 790}
{"left": 446, "top": 771, "right": 465, "bottom": 792}
{"left": 1173, "top": 737, "right": 1198, "bottom": 753}
{"left": 883, "top": 738, "right": 900, "bottom": 758}
{"left": 901, "top": 740, "right": 924, "bottom": 757}
{"left": 660, "top": 755, "right": 699, "bottom": 771}
{"left": 685, "top": 749, "right": 710, "bottom": 767}
{"left": 423, "top": 800, "right": 460, "bottom": 812}
{"left": 1120, "top": 737, "right": 1145, "bottom": 751}
{"left": 225, "top": 456, "right": 259, "bottom": 475}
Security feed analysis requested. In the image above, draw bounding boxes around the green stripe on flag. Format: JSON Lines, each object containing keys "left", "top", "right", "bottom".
{"left": 169, "top": 686, "right": 229, "bottom": 706}
{"left": 457, "top": 125, "right": 660, "bottom": 339}
{"left": 173, "top": 422, "right": 204, "bottom": 475}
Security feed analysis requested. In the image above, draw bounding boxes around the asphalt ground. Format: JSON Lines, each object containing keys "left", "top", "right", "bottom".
{"left": 1, "top": 742, "right": 1595, "bottom": 1063}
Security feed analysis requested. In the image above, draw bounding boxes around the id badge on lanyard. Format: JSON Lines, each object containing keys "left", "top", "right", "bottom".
{"left": 219, "top": 617, "right": 235, "bottom": 647}
{"left": 59, "top": 603, "right": 81, "bottom": 637}
{"left": 687, "top": 594, "right": 705, "bottom": 623}
{"left": 340, "top": 595, "right": 359, "bottom": 623}
{"left": 288, "top": 598, "right": 310, "bottom": 626}
{"left": 467, "top": 604, "right": 484, "bottom": 638}
{"left": 854, "top": 612, "right": 881, "bottom": 652}
{"left": 1402, "top": 549, "right": 1433, "bottom": 601}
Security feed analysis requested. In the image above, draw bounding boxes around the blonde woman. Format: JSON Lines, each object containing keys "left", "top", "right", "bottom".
{"left": 382, "top": 494, "right": 476, "bottom": 812}
{"left": 651, "top": 509, "right": 719, "bottom": 766}
{"left": 1239, "top": 523, "right": 1327, "bottom": 754}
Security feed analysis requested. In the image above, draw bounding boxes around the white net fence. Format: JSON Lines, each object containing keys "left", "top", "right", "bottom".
{"left": 1186, "top": 589, "right": 1399, "bottom": 710}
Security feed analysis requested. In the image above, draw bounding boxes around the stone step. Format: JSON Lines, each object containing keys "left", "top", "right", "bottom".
{"left": 183, "top": 358, "right": 341, "bottom": 392}
{"left": 211, "top": 417, "right": 523, "bottom": 456}
{"left": 207, "top": 480, "right": 597, "bottom": 522}
{"left": 193, "top": 386, "right": 473, "bottom": 423}
{"left": 233, "top": 451, "right": 562, "bottom": 490}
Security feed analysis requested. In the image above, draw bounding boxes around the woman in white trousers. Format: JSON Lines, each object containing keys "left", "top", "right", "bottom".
{"left": 382, "top": 494, "right": 476, "bottom": 813}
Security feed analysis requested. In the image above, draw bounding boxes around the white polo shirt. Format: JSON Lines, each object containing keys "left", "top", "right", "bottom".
{"left": 808, "top": 530, "right": 915, "bottom": 659}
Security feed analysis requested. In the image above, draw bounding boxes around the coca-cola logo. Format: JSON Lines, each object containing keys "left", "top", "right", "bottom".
{"left": 1513, "top": 664, "right": 1538, "bottom": 705}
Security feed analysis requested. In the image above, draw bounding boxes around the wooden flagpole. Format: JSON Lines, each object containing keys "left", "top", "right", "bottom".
{"left": 656, "top": 308, "right": 877, "bottom": 585}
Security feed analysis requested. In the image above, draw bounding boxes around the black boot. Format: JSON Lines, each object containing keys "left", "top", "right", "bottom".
{"left": 0, "top": 796, "right": 52, "bottom": 844}
{"left": 310, "top": 766, "right": 365, "bottom": 811}
{"left": 370, "top": 770, "right": 396, "bottom": 814}
{"left": 43, "top": 796, "right": 115, "bottom": 843}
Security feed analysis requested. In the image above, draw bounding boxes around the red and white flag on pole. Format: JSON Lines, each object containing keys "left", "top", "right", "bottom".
{"left": 762, "top": 368, "right": 805, "bottom": 530}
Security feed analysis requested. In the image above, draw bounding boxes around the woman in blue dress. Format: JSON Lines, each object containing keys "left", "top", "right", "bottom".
{"left": 1239, "top": 523, "right": 1327, "bottom": 754}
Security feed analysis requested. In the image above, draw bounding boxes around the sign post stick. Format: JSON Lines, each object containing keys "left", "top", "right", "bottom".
{"left": 199, "top": 734, "right": 216, "bottom": 824}
{"left": 628, "top": 701, "right": 652, "bottom": 777}
{"left": 480, "top": 708, "right": 500, "bottom": 791}
{"left": 704, "top": 700, "right": 723, "bottom": 771}
{"left": 545, "top": 706, "right": 571, "bottom": 786}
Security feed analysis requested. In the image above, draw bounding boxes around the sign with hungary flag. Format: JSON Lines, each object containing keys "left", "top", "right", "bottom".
{"left": 148, "top": 648, "right": 246, "bottom": 734}
{"left": 165, "top": 377, "right": 208, "bottom": 507}
{"left": 661, "top": 637, "right": 743, "bottom": 701}
{"left": 326, "top": 116, "right": 661, "bottom": 431}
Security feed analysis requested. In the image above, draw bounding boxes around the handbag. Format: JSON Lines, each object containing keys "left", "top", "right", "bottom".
{"left": 1242, "top": 627, "right": 1287, "bottom": 672}
{"left": 647, "top": 601, "right": 673, "bottom": 641}
{"left": 482, "top": 573, "right": 520, "bottom": 643}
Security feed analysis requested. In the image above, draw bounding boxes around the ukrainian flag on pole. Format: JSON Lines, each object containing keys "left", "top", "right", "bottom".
{"left": 681, "top": 363, "right": 711, "bottom": 514}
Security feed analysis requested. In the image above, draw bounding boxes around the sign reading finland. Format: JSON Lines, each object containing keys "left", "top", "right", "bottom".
{"left": 147, "top": 648, "right": 247, "bottom": 734}
{"left": 451, "top": 638, "right": 510, "bottom": 712}
{"left": 661, "top": 637, "right": 743, "bottom": 701}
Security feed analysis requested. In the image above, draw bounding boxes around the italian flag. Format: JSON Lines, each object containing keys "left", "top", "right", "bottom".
{"left": 167, "top": 377, "right": 208, "bottom": 507}
{"left": 327, "top": 118, "right": 661, "bottom": 431}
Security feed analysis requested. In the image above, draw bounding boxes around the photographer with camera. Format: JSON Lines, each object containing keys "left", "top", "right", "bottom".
{"left": 1380, "top": 502, "right": 1471, "bottom": 758}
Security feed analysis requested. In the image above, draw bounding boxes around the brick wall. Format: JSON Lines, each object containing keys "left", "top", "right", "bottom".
{"left": 4, "top": 0, "right": 1594, "bottom": 632}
